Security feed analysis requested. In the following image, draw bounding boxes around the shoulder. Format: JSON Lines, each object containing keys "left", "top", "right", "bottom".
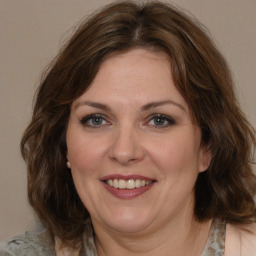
{"left": 225, "top": 221, "right": 256, "bottom": 256}
{"left": 0, "top": 229, "right": 56, "bottom": 256}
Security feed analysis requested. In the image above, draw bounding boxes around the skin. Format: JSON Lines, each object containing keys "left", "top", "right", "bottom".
{"left": 66, "top": 48, "right": 212, "bottom": 256}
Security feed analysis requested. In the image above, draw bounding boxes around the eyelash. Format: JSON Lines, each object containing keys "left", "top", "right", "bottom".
{"left": 79, "top": 114, "right": 109, "bottom": 128}
{"left": 79, "top": 113, "right": 176, "bottom": 129}
{"left": 147, "top": 114, "right": 176, "bottom": 128}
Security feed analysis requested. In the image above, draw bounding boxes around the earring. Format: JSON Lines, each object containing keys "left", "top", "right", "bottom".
{"left": 66, "top": 161, "right": 71, "bottom": 168}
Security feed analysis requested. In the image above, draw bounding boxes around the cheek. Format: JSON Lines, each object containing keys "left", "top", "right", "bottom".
{"left": 66, "top": 131, "right": 109, "bottom": 176}
{"left": 146, "top": 131, "right": 201, "bottom": 176}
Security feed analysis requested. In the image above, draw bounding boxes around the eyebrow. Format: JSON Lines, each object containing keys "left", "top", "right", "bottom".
{"left": 74, "top": 100, "right": 185, "bottom": 112}
{"left": 74, "top": 101, "right": 112, "bottom": 111}
{"left": 141, "top": 100, "right": 185, "bottom": 112}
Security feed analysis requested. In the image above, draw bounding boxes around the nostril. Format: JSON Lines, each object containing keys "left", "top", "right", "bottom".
{"left": 108, "top": 129, "right": 145, "bottom": 164}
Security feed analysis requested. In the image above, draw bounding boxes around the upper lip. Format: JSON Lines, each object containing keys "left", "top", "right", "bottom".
{"left": 100, "top": 174, "right": 155, "bottom": 181}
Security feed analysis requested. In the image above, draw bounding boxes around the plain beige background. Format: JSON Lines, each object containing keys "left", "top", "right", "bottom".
{"left": 0, "top": 0, "right": 255, "bottom": 241}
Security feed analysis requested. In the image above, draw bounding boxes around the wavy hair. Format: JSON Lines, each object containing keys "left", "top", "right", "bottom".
{"left": 21, "top": 1, "right": 256, "bottom": 246}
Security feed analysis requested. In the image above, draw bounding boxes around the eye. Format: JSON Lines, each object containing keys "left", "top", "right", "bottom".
{"left": 80, "top": 114, "right": 109, "bottom": 128}
{"left": 147, "top": 114, "right": 175, "bottom": 128}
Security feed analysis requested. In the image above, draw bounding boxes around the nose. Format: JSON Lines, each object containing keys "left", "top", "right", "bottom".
{"left": 109, "top": 124, "right": 145, "bottom": 165}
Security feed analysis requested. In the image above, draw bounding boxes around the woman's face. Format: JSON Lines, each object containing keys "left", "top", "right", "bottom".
{"left": 66, "top": 48, "right": 211, "bottom": 234}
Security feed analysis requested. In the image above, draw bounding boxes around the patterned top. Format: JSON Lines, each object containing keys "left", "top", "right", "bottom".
{"left": 201, "top": 218, "right": 225, "bottom": 256}
{"left": 0, "top": 229, "right": 56, "bottom": 256}
{"left": 0, "top": 218, "right": 225, "bottom": 256}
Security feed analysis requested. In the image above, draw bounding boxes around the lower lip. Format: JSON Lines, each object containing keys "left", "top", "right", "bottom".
{"left": 101, "top": 181, "right": 155, "bottom": 199}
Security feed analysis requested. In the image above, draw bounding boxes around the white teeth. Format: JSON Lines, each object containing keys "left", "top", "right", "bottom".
{"left": 119, "top": 179, "right": 126, "bottom": 189}
{"left": 135, "top": 179, "right": 141, "bottom": 188}
{"left": 113, "top": 179, "right": 119, "bottom": 188}
{"left": 106, "top": 179, "right": 153, "bottom": 189}
{"left": 127, "top": 179, "right": 135, "bottom": 189}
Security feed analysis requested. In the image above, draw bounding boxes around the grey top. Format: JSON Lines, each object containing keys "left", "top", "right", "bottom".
{"left": 0, "top": 218, "right": 225, "bottom": 256}
{"left": 0, "top": 229, "right": 56, "bottom": 256}
{"left": 201, "top": 218, "right": 226, "bottom": 256}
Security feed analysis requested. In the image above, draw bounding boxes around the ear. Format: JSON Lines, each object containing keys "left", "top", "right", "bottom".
{"left": 198, "top": 145, "right": 212, "bottom": 173}
{"left": 66, "top": 151, "right": 71, "bottom": 168}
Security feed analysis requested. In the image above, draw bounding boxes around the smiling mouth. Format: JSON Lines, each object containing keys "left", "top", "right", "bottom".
{"left": 103, "top": 179, "right": 154, "bottom": 189}
{"left": 101, "top": 175, "right": 156, "bottom": 199}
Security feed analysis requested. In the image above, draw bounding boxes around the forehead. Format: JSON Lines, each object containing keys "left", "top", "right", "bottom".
{"left": 73, "top": 48, "right": 188, "bottom": 112}
{"left": 94, "top": 48, "right": 172, "bottom": 85}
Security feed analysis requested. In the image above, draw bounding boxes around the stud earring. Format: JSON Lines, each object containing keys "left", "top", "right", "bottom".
{"left": 66, "top": 161, "right": 71, "bottom": 168}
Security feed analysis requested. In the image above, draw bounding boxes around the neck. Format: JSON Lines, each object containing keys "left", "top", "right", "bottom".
{"left": 93, "top": 216, "right": 212, "bottom": 256}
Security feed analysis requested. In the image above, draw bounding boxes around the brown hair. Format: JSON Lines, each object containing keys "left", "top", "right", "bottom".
{"left": 21, "top": 1, "right": 256, "bottom": 246}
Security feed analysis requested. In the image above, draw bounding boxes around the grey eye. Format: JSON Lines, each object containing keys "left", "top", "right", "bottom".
{"left": 148, "top": 114, "right": 175, "bottom": 128}
{"left": 80, "top": 114, "right": 108, "bottom": 127}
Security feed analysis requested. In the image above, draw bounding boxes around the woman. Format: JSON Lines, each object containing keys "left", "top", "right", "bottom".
{"left": 1, "top": 1, "right": 255, "bottom": 255}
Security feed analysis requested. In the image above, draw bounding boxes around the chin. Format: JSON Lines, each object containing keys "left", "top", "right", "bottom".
{"left": 106, "top": 219, "right": 150, "bottom": 233}
{"left": 99, "top": 208, "right": 153, "bottom": 233}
